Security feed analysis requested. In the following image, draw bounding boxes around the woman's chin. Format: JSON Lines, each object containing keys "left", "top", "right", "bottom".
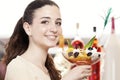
{"left": 45, "top": 40, "right": 58, "bottom": 48}
{"left": 47, "top": 43, "right": 57, "bottom": 48}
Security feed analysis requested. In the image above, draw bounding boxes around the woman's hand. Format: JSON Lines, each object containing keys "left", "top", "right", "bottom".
{"left": 61, "top": 65, "right": 91, "bottom": 80}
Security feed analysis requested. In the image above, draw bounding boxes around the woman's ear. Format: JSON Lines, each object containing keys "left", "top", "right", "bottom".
{"left": 23, "top": 22, "right": 32, "bottom": 36}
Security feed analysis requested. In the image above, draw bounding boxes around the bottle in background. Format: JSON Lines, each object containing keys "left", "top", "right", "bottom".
{"left": 89, "top": 26, "right": 102, "bottom": 80}
{"left": 103, "top": 17, "right": 120, "bottom": 80}
{"left": 71, "top": 23, "right": 84, "bottom": 49}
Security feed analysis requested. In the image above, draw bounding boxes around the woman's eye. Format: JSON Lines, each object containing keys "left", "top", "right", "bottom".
{"left": 56, "top": 22, "right": 61, "bottom": 26}
{"left": 41, "top": 20, "right": 49, "bottom": 24}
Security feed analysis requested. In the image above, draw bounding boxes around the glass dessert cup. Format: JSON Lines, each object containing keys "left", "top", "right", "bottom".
{"left": 62, "top": 47, "right": 101, "bottom": 80}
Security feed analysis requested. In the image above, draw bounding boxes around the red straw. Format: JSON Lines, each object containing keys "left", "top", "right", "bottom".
{"left": 111, "top": 17, "right": 115, "bottom": 33}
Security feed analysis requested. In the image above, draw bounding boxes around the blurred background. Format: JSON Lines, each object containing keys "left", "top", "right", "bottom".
{"left": 0, "top": 0, "right": 120, "bottom": 39}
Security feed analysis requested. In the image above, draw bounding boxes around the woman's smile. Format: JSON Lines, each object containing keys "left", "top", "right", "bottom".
{"left": 45, "top": 35, "right": 58, "bottom": 41}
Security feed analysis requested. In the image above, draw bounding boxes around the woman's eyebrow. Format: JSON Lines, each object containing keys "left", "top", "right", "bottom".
{"left": 40, "top": 17, "right": 51, "bottom": 19}
{"left": 56, "top": 18, "right": 62, "bottom": 21}
{"left": 40, "top": 17, "right": 62, "bottom": 21}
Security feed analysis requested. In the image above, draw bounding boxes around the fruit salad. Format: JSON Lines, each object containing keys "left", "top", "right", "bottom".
{"left": 62, "top": 36, "right": 101, "bottom": 65}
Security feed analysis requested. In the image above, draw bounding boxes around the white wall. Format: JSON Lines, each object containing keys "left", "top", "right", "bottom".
{"left": 0, "top": 0, "right": 120, "bottom": 38}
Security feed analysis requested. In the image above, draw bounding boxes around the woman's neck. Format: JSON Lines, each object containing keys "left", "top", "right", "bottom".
{"left": 21, "top": 44, "right": 48, "bottom": 70}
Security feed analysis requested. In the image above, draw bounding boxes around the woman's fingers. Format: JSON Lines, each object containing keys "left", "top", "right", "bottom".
{"left": 76, "top": 65, "right": 91, "bottom": 79}
{"left": 63, "top": 65, "right": 92, "bottom": 80}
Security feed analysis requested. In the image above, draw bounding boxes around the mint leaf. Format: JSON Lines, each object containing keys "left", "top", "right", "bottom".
{"left": 84, "top": 36, "right": 96, "bottom": 49}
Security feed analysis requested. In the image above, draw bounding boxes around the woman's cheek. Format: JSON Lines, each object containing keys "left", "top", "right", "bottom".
{"left": 58, "top": 28, "right": 62, "bottom": 35}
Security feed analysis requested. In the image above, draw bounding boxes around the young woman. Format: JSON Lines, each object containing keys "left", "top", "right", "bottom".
{"left": 4, "top": 0, "right": 91, "bottom": 80}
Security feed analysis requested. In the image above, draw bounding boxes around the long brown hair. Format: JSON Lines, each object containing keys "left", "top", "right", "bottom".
{"left": 4, "top": 0, "right": 61, "bottom": 80}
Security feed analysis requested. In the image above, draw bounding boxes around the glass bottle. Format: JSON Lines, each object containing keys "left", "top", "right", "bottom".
{"left": 103, "top": 17, "right": 120, "bottom": 80}
{"left": 71, "top": 23, "right": 84, "bottom": 49}
{"left": 89, "top": 26, "right": 101, "bottom": 80}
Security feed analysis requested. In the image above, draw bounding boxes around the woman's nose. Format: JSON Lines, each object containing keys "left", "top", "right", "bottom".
{"left": 50, "top": 24, "right": 57, "bottom": 33}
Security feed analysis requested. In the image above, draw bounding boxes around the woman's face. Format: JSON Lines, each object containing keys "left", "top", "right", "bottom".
{"left": 25, "top": 5, "right": 62, "bottom": 49}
